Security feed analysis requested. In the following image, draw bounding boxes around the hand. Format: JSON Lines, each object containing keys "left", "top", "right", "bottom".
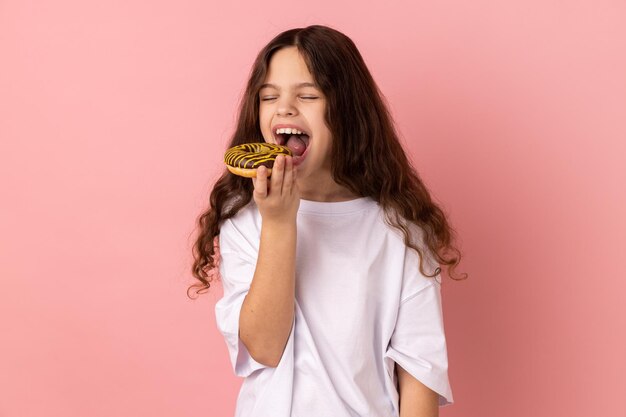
{"left": 252, "top": 154, "right": 300, "bottom": 224}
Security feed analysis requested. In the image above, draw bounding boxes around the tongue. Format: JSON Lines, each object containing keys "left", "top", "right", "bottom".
{"left": 286, "top": 135, "right": 307, "bottom": 156}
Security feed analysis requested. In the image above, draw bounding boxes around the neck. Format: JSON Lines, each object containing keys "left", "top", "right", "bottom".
{"left": 298, "top": 181, "right": 360, "bottom": 202}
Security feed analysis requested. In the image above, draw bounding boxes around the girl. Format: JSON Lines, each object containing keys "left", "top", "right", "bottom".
{"left": 191, "top": 25, "right": 467, "bottom": 417}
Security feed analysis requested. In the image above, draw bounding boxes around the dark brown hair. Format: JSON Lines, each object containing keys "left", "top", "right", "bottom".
{"left": 188, "top": 24, "right": 467, "bottom": 298}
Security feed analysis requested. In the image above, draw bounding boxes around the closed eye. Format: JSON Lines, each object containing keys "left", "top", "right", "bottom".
{"left": 259, "top": 96, "right": 319, "bottom": 101}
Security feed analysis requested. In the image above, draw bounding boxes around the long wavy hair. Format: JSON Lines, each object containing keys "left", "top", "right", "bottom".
{"left": 188, "top": 24, "right": 468, "bottom": 298}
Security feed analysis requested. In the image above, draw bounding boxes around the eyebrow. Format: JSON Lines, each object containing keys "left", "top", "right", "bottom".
{"left": 259, "top": 82, "right": 319, "bottom": 90}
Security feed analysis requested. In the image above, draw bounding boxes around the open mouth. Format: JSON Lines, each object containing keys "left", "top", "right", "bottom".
{"left": 275, "top": 131, "right": 310, "bottom": 157}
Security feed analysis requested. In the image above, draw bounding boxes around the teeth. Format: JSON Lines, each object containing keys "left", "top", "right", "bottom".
{"left": 275, "top": 127, "right": 305, "bottom": 135}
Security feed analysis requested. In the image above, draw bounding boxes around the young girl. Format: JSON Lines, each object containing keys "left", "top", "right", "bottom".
{"left": 191, "top": 25, "right": 467, "bottom": 417}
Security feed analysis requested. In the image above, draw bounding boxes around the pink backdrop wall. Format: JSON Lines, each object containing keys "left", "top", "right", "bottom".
{"left": 1, "top": 0, "right": 624, "bottom": 416}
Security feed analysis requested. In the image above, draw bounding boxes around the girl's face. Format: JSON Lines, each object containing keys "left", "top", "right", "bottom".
{"left": 258, "top": 46, "right": 335, "bottom": 198}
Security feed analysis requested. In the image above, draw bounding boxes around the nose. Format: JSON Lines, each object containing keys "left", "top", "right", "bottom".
{"left": 276, "top": 95, "right": 298, "bottom": 116}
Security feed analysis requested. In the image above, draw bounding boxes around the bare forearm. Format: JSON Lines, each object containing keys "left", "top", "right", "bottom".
{"left": 399, "top": 403, "right": 438, "bottom": 417}
{"left": 239, "top": 220, "right": 296, "bottom": 366}
{"left": 397, "top": 363, "right": 439, "bottom": 417}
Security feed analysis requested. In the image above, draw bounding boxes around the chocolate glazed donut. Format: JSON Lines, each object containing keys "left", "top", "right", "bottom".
{"left": 224, "top": 143, "right": 293, "bottom": 178}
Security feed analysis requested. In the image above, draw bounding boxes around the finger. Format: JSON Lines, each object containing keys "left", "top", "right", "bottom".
{"left": 254, "top": 166, "right": 268, "bottom": 198}
{"left": 271, "top": 154, "right": 285, "bottom": 194}
{"left": 283, "top": 156, "right": 293, "bottom": 195}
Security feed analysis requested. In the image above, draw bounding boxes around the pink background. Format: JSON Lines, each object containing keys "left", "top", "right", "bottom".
{"left": 1, "top": 0, "right": 625, "bottom": 416}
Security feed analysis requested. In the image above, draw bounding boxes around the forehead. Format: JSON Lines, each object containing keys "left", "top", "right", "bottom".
{"left": 262, "top": 47, "right": 316, "bottom": 87}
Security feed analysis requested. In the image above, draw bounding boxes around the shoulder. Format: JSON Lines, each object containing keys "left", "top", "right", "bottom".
{"left": 367, "top": 203, "right": 438, "bottom": 272}
{"left": 378, "top": 207, "right": 441, "bottom": 278}
{"left": 220, "top": 199, "right": 260, "bottom": 230}
{"left": 376, "top": 205, "right": 427, "bottom": 245}
{"left": 218, "top": 199, "right": 261, "bottom": 256}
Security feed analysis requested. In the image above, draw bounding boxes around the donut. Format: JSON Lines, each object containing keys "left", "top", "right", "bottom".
{"left": 224, "top": 143, "right": 293, "bottom": 178}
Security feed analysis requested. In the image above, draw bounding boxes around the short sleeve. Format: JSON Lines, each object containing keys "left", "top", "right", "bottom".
{"left": 384, "top": 280, "right": 454, "bottom": 406}
{"left": 214, "top": 218, "right": 270, "bottom": 378}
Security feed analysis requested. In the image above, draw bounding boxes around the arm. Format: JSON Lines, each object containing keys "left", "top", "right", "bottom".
{"left": 397, "top": 363, "right": 439, "bottom": 417}
{"left": 239, "top": 220, "right": 296, "bottom": 367}
{"left": 238, "top": 155, "right": 299, "bottom": 367}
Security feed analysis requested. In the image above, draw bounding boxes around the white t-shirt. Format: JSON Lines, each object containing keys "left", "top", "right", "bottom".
{"left": 214, "top": 196, "right": 454, "bottom": 417}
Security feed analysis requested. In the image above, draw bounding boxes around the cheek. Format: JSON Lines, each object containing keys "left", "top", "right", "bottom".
{"left": 258, "top": 110, "right": 270, "bottom": 134}
{"left": 259, "top": 106, "right": 270, "bottom": 121}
